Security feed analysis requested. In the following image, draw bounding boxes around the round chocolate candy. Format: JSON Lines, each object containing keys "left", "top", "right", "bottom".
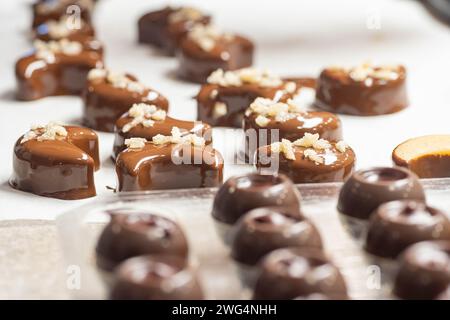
{"left": 211, "top": 173, "right": 302, "bottom": 225}
{"left": 393, "top": 241, "right": 450, "bottom": 300}
{"left": 110, "top": 255, "right": 204, "bottom": 300}
{"left": 253, "top": 248, "right": 348, "bottom": 300}
{"left": 96, "top": 212, "right": 188, "bottom": 272}
{"left": 315, "top": 64, "right": 408, "bottom": 116}
{"left": 338, "top": 167, "right": 426, "bottom": 220}
{"left": 231, "top": 208, "right": 322, "bottom": 266}
{"left": 365, "top": 201, "right": 450, "bottom": 259}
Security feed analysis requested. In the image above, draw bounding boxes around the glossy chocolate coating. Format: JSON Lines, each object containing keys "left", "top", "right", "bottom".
{"left": 31, "top": 0, "right": 93, "bottom": 28}
{"left": 365, "top": 201, "right": 450, "bottom": 259}
{"left": 256, "top": 142, "right": 355, "bottom": 184}
{"left": 10, "top": 125, "right": 99, "bottom": 200}
{"left": 110, "top": 255, "right": 204, "bottom": 300}
{"left": 231, "top": 208, "right": 322, "bottom": 266}
{"left": 244, "top": 111, "right": 342, "bottom": 162}
{"left": 113, "top": 113, "right": 212, "bottom": 160}
{"left": 315, "top": 66, "right": 408, "bottom": 116}
{"left": 34, "top": 19, "right": 95, "bottom": 42}
{"left": 16, "top": 39, "right": 103, "bottom": 101}
{"left": 177, "top": 35, "right": 254, "bottom": 83}
{"left": 138, "top": 6, "right": 211, "bottom": 55}
{"left": 115, "top": 143, "right": 223, "bottom": 191}
{"left": 96, "top": 213, "right": 188, "bottom": 272}
{"left": 197, "top": 81, "right": 296, "bottom": 128}
{"left": 338, "top": 167, "right": 426, "bottom": 220}
{"left": 253, "top": 248, "right": 348, "bottom": 300}
{"left": 394, "top": 241, "right": 450, "bottom": 300}
{"left": 82, "top": 74, "right": 169, "bottom": 132}
{"left": 211, "top": 173, "right": 301, "bottom": 225}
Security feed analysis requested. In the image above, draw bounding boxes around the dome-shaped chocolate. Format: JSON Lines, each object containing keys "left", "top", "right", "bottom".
{"left": 110, "top": 255, "right": 204, "bottom": 300}
{"left": 96, "top": 212, "right": 188, "bottom": 272}
{"left": 253, "top": 248, "right": 348, "bottom": 300}
{"left": 365, "top": 201, "right": 450, "bottom": 259}
{"left": 338, "top": 167, "right": 425, "bottom": 220}
{"left": 231, "top": 208, "right": 322, "bottom": 266}
{"left": 212, "top": 173, "right": 301, "bottom": 225}
{"left": 394, "top": 241, "right": 450, "bottom": 299}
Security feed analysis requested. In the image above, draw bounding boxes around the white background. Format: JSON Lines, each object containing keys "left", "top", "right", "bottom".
{"left": 1, "top": 0, "right": 450, "bottom": 220}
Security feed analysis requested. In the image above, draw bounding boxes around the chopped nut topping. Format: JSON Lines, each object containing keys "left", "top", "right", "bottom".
{"left": 87, "top": 68, "right": 147, "bottom": 94}
{"left": 284, "top": 81, "right": 297, "bottom": 93}
{"left": 270, "top": 139, "right": 296, "bottom": 160}
{"left": 303, "top": 148, "right": 324, "bottom": 164}
{"left": 213, "top": 102, "right": 227, "bottom": 119}
{"left": 122, "top": 103, "right": 167, "bottom": 133}
{"left": 207, "top": 68, "right": 283, "bottom": 87}
{"left": 255, "top": 115, "right": 271, "bottom": 127}
{"left": 247, "top": 98, "right": 303, "bottom": 123}
{"left": 330, "top": 63, "right": 401, "bottom": 82}
{"left": 268, "top": 133, "right": 349, "bottom": 164}
{"left": 187, "top": 24, "right": 234, "bottom": 52}
{"left": 168, "top": 7, "right": 204, "bottom": 24}
{"left": 33, "top": 39, "right": 83, "bottom": 62}
{"left": 336, "top": 141, "right": 348, "bottom": 153}
{"left": 21, "top": 122, "right": 67, "bottom": 143}
{"left": 293, "top": 133, "right": 331, "bottom": 150}
{"left": 151, "top": 127, "right": 205, "bottom": 147}
{"left": 125, "top": 137, "right": 147, "bottom": 150}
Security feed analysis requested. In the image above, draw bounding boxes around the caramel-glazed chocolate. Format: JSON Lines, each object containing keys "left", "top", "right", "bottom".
{"left": 113, "top": 113, "right": 211, "bottom": 160}
{"left": 10, "top": 125, "right": 99, "bottom": 200}
{"left": 15, "top": 38, "right": 103, "bottom": 101}
{"left": 177, "top": 33, "right": 254, "bottom": 83}
{"left": 256, "top": 139, "right": 355, "bottom": 183}
{"left": 116, "top": 142, "right": 223, "bottom": 191}
{"left": 83, "top": 72, "right": 169, "bottom": 132}
{"left": 138, "top": 6, "right": 211, "bottom": 55}
{"left": 31, "top": 0, "right": 94, "bottom": 28}
{"left": 315, "top": 64, "right": 408, "bottom": 116}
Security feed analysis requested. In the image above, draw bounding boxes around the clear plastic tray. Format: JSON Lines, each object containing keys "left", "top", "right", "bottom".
{"left": 56, "top": 178, "right": 450, "bottom": 300}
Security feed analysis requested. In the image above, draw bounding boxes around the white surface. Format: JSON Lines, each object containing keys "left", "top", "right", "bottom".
{"left": 1, "top": 0, "right": 450, "bottom": 220}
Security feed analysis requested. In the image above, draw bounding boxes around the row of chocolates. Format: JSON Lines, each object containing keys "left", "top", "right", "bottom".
{"left": 94, "top": 170, "right": 450, "bottom": 299}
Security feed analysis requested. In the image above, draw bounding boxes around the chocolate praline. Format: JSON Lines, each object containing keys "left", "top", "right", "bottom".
{"left": 315, "top": 64, "right": 408, "bottom": 116}
{"left": 365, "top": 201, "right": 450, "bottom": 259}
{"left": 31, "top": 0, "right": 93, "bottom": 28}
{"left": 338, "top": 167, "right": 426, "bottom": 221}
{"left": 82, "top": 68, "right": 169, "bottom": 132}
{"left": 10, "top": 124, "right": 100, "bottom": 200}
{"left": 112, "top": 105, "right": 212, "bottom": 160}
{"left": 110, "top": 255, "right": 204, "bottom": 300}
{"left": 253, "top": 248, "right": 348, "bottom": 300}
{"left": 115, "top": 140, "right": 223, "bottom": 191}
{"left": 15, "top": 38, "right": 104, "bottom": 101}
{"left": 211, "top": 173, "right": 302, "bottom": 226}
{"left": 231, "top": 208, "right": 322, "bottom": 266}
{"left": 256, "top": 138, "right": 355, "bottom": 183}
{"left": 96, "top": 213, "right": 188, "bottom": 272}
{"left": 177, "top": 25, "right": 254, "bottom": 83}
{"left": 393, "top": 241, "right": 450, "bottom": 300}
{"left": 137, "top": 6, "right": 211, "bottom": 55}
